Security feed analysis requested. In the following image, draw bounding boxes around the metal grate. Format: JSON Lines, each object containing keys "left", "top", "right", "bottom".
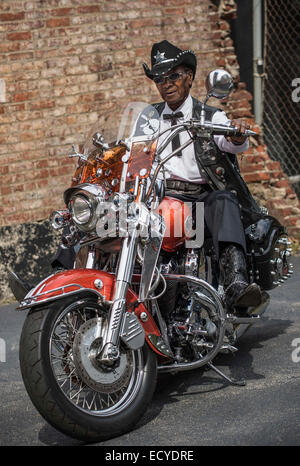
{"left": 262, "top": 0, "right": 300, "bottom": 197}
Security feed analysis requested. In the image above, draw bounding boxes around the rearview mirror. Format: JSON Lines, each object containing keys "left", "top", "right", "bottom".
{"left": 205, "top": 69, "right": 234, "bottom": 99}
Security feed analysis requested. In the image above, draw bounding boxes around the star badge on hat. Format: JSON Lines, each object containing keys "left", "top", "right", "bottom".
{"left": 154, "top": 51, "right": 166, "bottom": 64}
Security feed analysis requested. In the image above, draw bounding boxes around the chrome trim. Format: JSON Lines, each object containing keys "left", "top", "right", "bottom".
{"left": 64, "top": 183, "right": 106, "bottom": 206}
{"left": 94, "top": 278, "right": 103, "bottom": 290}
{"left": 99, "top": 230, "right": 139, "bottom": 363}
{"left": 64, "top": 183, "right": 107, "bottom": 234}
{"left": 17, "top": 286, "right": 103, "bottom": 311}
{"left": 227, "top": 315, "right": 261, "bottom": 325}
{"left": 23, "top": 273, "right": 55, "bottom": 300}
{"left": 206, "top": 69, "right": 234, "bottom": 99}
{"left": 139, "top": 212, "right": 165, "bottom": 302}
{"left": 120, "top": 312, "right": 145, "bottom": 350}
{"left": 120, "top": 159, "right": 128, "bottom": 193}
{"left": 147, "top": 334, "right": 173, "bottom": 358}
{"left": 150, "top": 299, "right": 173, "bottom": 358}
{"left": 86, "top": 249, "right": 96, "bottom": 268}
{"left": 157, "top": 274, "right": 226, "bottom": 373}
{"left": 163, "top": 274, "right": 225, "bottom": 313}
{"left": 50, "top": 210, "right": 70, "bottom": 231}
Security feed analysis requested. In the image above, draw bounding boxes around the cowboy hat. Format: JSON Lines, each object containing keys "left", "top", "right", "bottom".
{"left": 143, "top": 40, "right": 197, "bottom": 80}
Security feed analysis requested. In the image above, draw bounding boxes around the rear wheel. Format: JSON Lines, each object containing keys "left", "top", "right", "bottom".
{"left": 19, "top": 298, "right": 157, "bottom": 442}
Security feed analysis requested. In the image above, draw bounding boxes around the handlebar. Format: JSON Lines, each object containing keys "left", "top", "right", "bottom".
{"left": 145, "top": 119, "right": 257, "bottom": 202}
{"left": 159, "top": 119, "right": 257, "bottom": 138}
{"left": 155, "top": 119, "right": 257, "bottom": 158}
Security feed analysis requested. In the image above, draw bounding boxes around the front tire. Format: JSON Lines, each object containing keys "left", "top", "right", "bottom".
{"left": 19, "top": 298, "right": 157, "bottom": 442}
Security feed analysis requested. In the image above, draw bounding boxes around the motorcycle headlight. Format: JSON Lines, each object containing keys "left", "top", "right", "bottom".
{"left": 72, "top": 195, "right": 92, "bottom": 225}
{"left": 67, "top": 184, "right": 107, "bottom": 233}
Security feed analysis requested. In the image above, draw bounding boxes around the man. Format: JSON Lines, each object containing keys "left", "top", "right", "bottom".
{"left": 143, "top": 40, "right": 262, "bottom": 309}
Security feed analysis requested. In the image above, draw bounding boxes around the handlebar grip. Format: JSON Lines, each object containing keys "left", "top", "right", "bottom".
{"left": 232, "top": 128, "right": 257, "bottom": 137}
{"left": 210, "top": 126, "right": 257, "bottom": 137}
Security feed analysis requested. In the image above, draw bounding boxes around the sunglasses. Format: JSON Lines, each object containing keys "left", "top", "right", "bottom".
{"left": 153, "top": 71, "right": 187, "bottom": 85}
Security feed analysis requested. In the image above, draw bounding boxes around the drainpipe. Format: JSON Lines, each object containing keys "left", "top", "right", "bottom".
{"left": 253, "top": 0, "right": 264, "bottom": 125}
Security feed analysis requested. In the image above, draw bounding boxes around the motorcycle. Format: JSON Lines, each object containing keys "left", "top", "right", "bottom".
{"left": 8, "top": 70, "right": 293, "bottom": 442}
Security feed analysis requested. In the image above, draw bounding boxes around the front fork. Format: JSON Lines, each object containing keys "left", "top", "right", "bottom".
{"left": 98, "top": 229, "right": 139, "bottom": 363}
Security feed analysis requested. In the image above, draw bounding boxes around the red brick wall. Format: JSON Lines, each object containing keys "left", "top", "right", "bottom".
{"left": 0, "top": 0, "right": 299, "bottom": 236}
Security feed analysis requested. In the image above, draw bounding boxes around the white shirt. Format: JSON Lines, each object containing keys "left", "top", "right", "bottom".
{"left": 155, "top": 93, "right": 249, "bottom": 183}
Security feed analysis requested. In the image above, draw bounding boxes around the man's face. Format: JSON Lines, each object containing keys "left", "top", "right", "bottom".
{"left": 154, "top": 65, "right": 193, "bottom": 110}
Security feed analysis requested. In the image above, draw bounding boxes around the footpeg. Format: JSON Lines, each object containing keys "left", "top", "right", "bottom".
{"left": 220, "top": 343, "right": 238, "bottom": 354}
{"left": 226, "top": 315, "right": 261, "bottom": 324}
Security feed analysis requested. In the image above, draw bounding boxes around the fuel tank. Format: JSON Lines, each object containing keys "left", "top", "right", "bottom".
{"left": 156, "top": 196, "right": 193, "bottom": 252}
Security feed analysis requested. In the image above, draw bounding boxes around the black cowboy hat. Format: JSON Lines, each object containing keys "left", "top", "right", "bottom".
{"left": 143, "top": 40, "right": 197, "bottom": 80}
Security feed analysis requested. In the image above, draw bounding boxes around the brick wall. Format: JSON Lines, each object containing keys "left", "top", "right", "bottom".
{"left": 0, "top": 0, "right": 225, "bottom": 227}
{"left": 0, "top": 0, "right": 299, "bottom": 301}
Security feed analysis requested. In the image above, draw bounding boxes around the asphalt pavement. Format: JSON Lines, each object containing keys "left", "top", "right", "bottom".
{"left": 0, "top": 258, "right": 299, "bottom": 446}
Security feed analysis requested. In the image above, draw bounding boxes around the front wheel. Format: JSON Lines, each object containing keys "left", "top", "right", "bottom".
{"left": 19, "top": 298, "right": 157, "bottom": 442}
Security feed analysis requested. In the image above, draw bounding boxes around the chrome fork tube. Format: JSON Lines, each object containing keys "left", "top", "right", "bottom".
{"left": 98, "top": 231, "right": 139, "bottom": 363}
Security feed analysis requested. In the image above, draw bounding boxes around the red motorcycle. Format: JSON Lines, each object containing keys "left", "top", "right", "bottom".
{"left": 8, "top": 70, "right": 293, "bottom": 442}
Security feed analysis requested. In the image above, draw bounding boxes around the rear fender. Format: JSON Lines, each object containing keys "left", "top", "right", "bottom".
{"left": 18, "top": 269, "right": 168, "bottom": 359}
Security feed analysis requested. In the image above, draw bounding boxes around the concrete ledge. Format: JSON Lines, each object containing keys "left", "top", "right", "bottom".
{"left": 0, "top": 220, "right": 60, "bottom": 303}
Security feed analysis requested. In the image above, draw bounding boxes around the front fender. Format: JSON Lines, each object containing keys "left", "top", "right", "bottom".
{"left": 18, "top": 269, "right": 115, "bottom": 310}
{"left": 18, "top": 269, "right": 168, "bottom": 359}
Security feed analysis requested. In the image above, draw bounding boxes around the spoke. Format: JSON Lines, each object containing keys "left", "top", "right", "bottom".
{"left": 99, "top": 393, "right": 115, "bottom": 409}
{"left": 69, "top": 383, "right": 86, "bottom": 402}
{"left": 57, "top": 367, "right": 76, "bottom": 388}
{"left": 51, "top": 353, "right": 70, "bottom": 362}
{"left": 51, "top": 357, "right": 66, "bottom": 366}
{"left": 62, "top": 313, "right": 80, "bottom": 334}
{"left": 82, "top": 392, "right": 91, "bottom": 410}
{"left": 86, "top": 391, "right": 98, "bottom": 411}
{"left": 52, "top": 334, "right": 72, "bottom": 345}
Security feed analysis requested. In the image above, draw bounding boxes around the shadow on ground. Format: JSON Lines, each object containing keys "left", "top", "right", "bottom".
{"left": 37, "top": 315, "right": 292, "bottom": 446}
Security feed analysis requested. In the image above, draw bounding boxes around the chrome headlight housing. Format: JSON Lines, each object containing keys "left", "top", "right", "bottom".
{"left": 65, "top": 184, "right": 107, "bottom": 233}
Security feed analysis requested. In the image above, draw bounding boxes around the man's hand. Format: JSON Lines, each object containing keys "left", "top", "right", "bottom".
{"left": 228, "top": 119, "right": 250, "bottom": 145}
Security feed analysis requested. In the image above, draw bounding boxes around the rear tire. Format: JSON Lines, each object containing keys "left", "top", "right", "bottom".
{"left": 19, "top": 298, "right": 157, "bottom": 442}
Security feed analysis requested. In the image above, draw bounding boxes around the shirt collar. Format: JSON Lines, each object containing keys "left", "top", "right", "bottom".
{"left": 163, "top": 93, "right": 192, "bottom": 117}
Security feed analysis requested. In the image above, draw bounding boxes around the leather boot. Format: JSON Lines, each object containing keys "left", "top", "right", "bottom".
{"left": 220, "top": 245, "right": 262, "bottom": 309}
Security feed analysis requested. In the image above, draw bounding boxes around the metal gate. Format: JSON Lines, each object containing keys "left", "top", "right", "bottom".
{"left": 262, "top": 0, "right": 300, "bottom": 197}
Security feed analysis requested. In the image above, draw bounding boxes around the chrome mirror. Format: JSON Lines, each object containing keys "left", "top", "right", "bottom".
{"left": 205, "top": 69, "right": 234, "bottom": 99}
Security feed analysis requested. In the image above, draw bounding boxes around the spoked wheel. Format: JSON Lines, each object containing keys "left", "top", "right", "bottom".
{"left": 19, "top": 298, "right": 157, "bottom": 442}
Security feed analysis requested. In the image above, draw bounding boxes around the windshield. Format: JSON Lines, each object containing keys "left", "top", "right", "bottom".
{"left": 82, "top": 102, "right": 160, "bottom": 158}
{"left": 72, "top": 102, "right": 161, "bottom": 191}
